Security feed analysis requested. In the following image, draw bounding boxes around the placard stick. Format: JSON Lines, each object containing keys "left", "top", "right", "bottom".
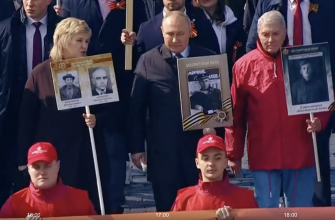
{"left": 310, "top": 112, "right": 321, "bottom": 182}
{"left": 125, "top": 0, "right": 134, "bottom": 70}
{"left": 85, "top": 106, "right": 105, "bottom": 214}
{"left": 56, "top": 0, "right": 60, "bottom": 5}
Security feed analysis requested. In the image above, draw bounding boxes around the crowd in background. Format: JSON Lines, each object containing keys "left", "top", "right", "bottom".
{"left": 0, "top": 0, "right": 334, "bottom": 217}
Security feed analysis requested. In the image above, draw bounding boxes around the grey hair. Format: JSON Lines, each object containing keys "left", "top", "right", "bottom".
{"left": 257, "top": 11, "right": 286, "bottom": 32}
{"left": 162, "top": 11, "right": 192, "bottom": 29}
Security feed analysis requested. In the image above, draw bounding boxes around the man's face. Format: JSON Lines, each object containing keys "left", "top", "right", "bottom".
{"left": 258, "top": 21, "right": 286, "bottom": 55}
{"left": 199, "top": 78, "right": 210, "bottom": 90}
{"left": 28, "top": 160, "right": 60, "bottom": 189}
{"left": 92, "top": 69, "right": 108, "bottom": 90}
{"left": 65, "top": 78, "right": 73, "bottom": 87}
{"left": 195, "top": 147, "right": 227, "bottom": 182}
{"left": 163, "top": 0, "right": 185, "bottom": 11}
{"left": 162, "top": 16, "right": 191, "bottom": 54}
{"left": 300, "top": 63, "right": 313, "bottom": 80}
{"left": 23, "top": 0, "right": 52, "bottom": 20}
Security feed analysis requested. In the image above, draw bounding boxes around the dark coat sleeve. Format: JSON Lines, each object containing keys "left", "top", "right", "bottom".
{"left": 135, "top": 22, "right": 147, "bottom": 62}
{"left": 246, "top": 0, "right": 264, "bottom": 52}
{"left": 127, "top": 54, "right": 150, "bottom": 154}
{"left": 0, "top": 0, "right": 15, "bottom": 22}
{"left": 60, "top": 0, "right": 71, "bottom": 18}
{"left": 243, "top": 0, "right": 259, "bottom": 33}
{"left": 17, "top": 71, "right": 41, "bottom": 165}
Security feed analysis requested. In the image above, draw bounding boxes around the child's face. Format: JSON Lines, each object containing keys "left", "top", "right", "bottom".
{"left": 195, "top": 147, "right": 227, "bottom": 182}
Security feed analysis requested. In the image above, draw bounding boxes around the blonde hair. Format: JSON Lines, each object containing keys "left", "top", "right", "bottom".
{"left": 50, "top": 18, "right": 92, "bottom": 61}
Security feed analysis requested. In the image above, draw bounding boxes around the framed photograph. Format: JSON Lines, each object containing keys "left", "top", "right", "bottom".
{"left": 177, "top": 54, "right": 233, "bottom": 131}
{"left": 50, "top": 53, "right": 119, "bottom": 110}
{"left": 281, "top": 43, "right": 334, "bottom": 115}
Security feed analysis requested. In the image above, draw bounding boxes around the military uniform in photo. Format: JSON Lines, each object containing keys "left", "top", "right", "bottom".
{"left": 291, "top": 60, "right": 328, "bottom": 105}
{"left": 190, "top": 74, "right": 222, "bottom": 115}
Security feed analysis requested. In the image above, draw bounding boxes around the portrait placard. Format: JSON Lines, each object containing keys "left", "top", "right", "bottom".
{"left": 281, "top": 43, "right": 334, "bottom": 115}
{"left": 50, "top": 53, "right": 119, "bottom": 110}
{"left": 177, "top": 54, "right": 232, "bottom": 131}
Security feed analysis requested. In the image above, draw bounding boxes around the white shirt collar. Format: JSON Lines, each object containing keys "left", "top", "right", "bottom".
{"left": 289, "top": 0, "right": 309, "bottom": 3}
{"left": 163, "top": 8, "right": 187, "bottom": 17}
{"left": 26, "top": 13, "right": 48, "bottom": 26}
{"left": 171, "top": 45, "right": 190, "bottom": 58}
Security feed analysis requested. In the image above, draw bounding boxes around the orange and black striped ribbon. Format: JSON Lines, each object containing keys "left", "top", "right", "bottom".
{"left": 108, "top": 0, "right": 126, "bottom": 10}
{"left": 232, "top": 41, "right": 242, "bottom": 62}
{"left": 191, "top": 22, "right": 198, "bottom": 38}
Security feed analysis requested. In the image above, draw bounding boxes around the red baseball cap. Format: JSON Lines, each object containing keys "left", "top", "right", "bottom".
{"left": 197, "top": 134, "right": 226, "bottom": 153}
{"left": 28, "top": 142, "right": 58, "bottom": 165}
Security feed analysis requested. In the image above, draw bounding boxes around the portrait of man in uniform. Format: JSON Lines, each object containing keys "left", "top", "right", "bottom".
{"left": 189, "top": 70, "right": 222, "bottom": 115}
{"left": 59, "top": 73, "right": 82, "bottom": 101}
{"left": 89, "top": 66, "right": 113, "bottom": 96}
{"left": 291, "top": 59, "right": 329, "bottom": 105}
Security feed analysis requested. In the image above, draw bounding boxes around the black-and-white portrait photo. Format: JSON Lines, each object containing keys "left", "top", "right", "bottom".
{"left": 57, "top": 71, "right": 82, "bottom": 101}
{"left": 188, "top": 69, "right": 222, "bottom": 115}
{"left": 88, "top": 66, "right": 113, "bottom": 96}
{"left": 290, "top": 58, "right": 329, "bottom": 105}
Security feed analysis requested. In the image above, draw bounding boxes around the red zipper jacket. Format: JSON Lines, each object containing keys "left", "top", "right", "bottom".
{"left": 225, "top": 40, "right": 332, "bottom": 170}
{"left": 171, "top": 172, "right": 258, "bottom": 211}
{"left": 0, "top": 179, "right": 96, "bottom": 218}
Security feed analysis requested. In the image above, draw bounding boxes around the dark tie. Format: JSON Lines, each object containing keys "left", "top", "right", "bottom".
{"left": 32, "top": 22, "right": 42, "bottom": 69}
{"left": 175, "top": 53, "right": 183, "bottom": 59}
{"left": 293, "top": 0, "right": 303, "bottom": 46}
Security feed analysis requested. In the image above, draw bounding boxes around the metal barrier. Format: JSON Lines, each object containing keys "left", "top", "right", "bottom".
{"left": 2, "top": 207, "right": 335, "bottom": 220}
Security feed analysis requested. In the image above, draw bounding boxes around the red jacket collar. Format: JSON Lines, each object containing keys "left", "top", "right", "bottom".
{"left": 197, "top": 172, "right": 231, "bottom": 196}
{"left": 29, "top": 178, "right": 67, "bottom": 203}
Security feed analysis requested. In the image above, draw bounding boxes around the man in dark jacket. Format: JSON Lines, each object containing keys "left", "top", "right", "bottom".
{"left": 129, "top": 11, "right": 217, "bottom": 212}
{"left": 245, "top": 0, "right": 335, "bottom": 207}
{"left": 121, "top": 0, "right": 221, "bottom": 58}
{"left": 0, "top": 2, "right": 61, "bottom": 209}
{"left": 60, "top": 0, "right": 147, "bottom": 214}
{"left": 0, "top": 0, "right": 16, "bottom": 22}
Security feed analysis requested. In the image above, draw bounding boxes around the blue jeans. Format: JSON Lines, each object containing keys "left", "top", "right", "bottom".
{"left": 104, "top": 130, "right": 129, "bottom": 214}
{"left": 253, "top": 166, "right": 316, "bottom": 208}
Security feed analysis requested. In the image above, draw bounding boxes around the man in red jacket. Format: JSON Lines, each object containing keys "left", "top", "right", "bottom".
{"left": 0, "top": 142, "right": 97, "bottom": 218}
{"left": 171, "top": 134, "right": 258, "bottom": 216}
{"left": 225, "top": 11, "right": 332, "bottom": 208}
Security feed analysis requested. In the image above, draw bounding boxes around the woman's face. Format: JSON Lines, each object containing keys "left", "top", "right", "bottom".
{"left": 63, "top": 32, "right": 90, "bottom": 59}
{"left": 198, "top": 0, "right": 218, "bottom": 9}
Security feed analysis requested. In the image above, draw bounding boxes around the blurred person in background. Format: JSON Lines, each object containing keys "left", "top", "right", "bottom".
{"left": 192, "top": 0, "right": 247, "bottom": 83}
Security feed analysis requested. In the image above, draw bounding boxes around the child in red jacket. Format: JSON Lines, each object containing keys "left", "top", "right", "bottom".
{"left": 171, "top": 134, "right": 258, "bottom": 219}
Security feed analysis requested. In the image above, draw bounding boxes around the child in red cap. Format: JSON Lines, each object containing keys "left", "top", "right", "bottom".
{"left": 171, "top": 134, "right": 258, "bottom": 219}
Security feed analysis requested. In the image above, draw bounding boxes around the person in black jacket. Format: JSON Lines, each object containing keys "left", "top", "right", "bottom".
{"left": 129, "top": 11, "right": 218, "bottom": 212}
{"left": 0, "top": 3, "right": 61, "bottom": 209}
{"left": 244, "top": 0, "right": 335, "bottom": 207}
{"left": 0, "top": 0, "right": 16, "bottom": 22}
{"left": 121, "top": 0, "right": 221, "bottom": 59}
{"left": 192, "top": 0, "right": 247, "bottom": 83}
